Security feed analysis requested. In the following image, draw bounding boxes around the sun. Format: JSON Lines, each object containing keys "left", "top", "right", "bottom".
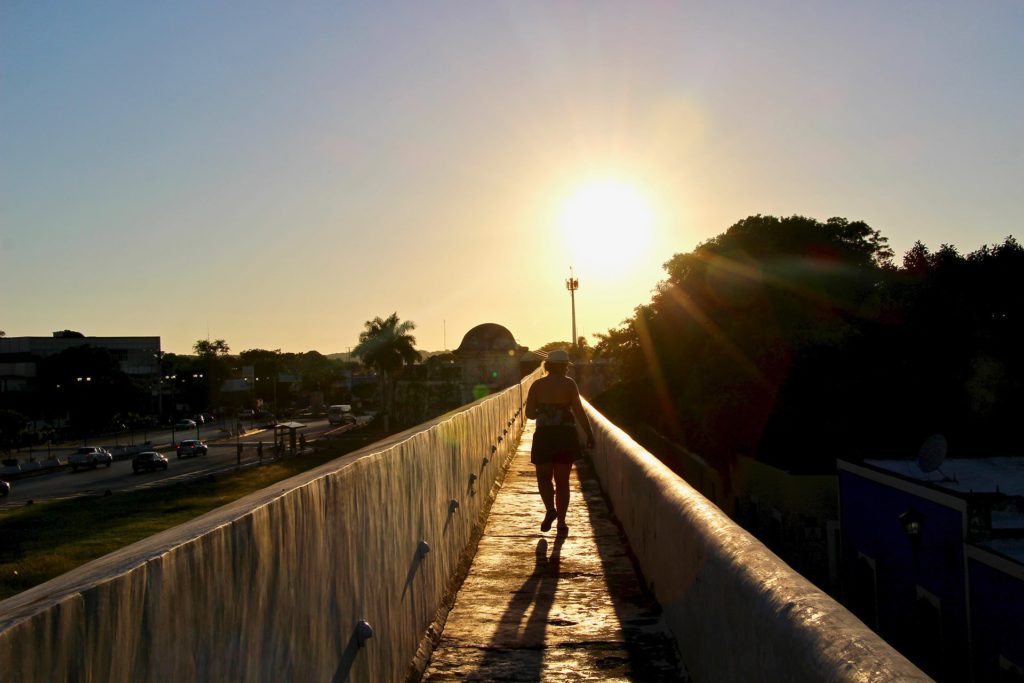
{"left": 559, "top": 178, "right": 654, "bottom": 272}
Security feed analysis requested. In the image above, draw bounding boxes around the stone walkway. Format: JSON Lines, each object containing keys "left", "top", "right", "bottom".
{"left": 423, "top": 424, "right": 686, "bottom": 681}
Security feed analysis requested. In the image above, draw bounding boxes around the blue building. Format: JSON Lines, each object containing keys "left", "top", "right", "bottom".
{"left": 837, "top": 457, "right": 1024, "bottom": 682}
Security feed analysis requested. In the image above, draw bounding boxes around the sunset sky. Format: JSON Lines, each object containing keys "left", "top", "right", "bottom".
{"left": 2, "top": 2, "right": 1021, "bottom": 355}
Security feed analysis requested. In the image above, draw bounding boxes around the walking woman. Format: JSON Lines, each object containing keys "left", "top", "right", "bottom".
{"left": 525, "top": 349, "right": 595, "bottom": 533}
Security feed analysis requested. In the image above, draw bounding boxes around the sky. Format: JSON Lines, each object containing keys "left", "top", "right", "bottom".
{"left": 2, "top": 1, "right": 1021, "bottom": 355}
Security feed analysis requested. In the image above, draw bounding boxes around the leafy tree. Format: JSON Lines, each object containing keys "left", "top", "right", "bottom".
{"left": 191, "top": 339, "right": 231, "bottom": 410}
{"left": 353, "top": 313, "right": 420, "bottom": 431}
{"left": 238, "top": 348, "right": 290, "bottom": 410}
{"left": 293, "top": 351, "right": 346, "bottom": 401}
{"left": 194, "top": 339, "right": 230, "bottom": 357}
{"left": 538, "top": 339, "right": 592, "bottom": 362}
{"left": 596, "top": 216, "right": 1023, "bottom": 472}
{"left": 595, "top": 215, "right": 896, "bottom": 469}
{"left": 869, "top": 235, "right": 1024, "bottom": 455}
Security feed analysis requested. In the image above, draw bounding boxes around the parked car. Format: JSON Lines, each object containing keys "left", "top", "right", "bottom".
{"left": 0, "top": 480, "right": 9, "bottom": 497}
{"left": 132, "top": 451, "right": 168, "bottom": 473}
{"left": 176, "top": 439, "right": 208, "bottom": 458}
{"left": 237, "top": 409, "right": 255, "bottom": 419}
{"left": 173, "top": 419, "right": 197, "bottom": 430}
{"left": 69, "top": 446, "right": 114, "bottom": 472}
{"left": 255, "top": 411, "right": 276, "bottom": 428}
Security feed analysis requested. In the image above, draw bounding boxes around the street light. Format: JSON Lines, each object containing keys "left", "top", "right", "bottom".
{"left": 153, "top": 352, "right": 166, "bottom": 420}
{"left": 167, "top": 374, "right": 177, "bottom": 446}
{"left": 566, "top": 268, "right": 579, "bottom": 348}
{"left": 191, "top": 373, "right": 204, "bottom": 439}
{"left": 76, "top": 377, "right": 91, "bottom": 445}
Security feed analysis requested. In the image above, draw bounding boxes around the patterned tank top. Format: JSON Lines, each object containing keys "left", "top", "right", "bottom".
{"left": 535, "top": 403, "right": 575, "bottom": 429}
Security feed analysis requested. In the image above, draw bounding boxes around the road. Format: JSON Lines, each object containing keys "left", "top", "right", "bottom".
{"left": 1, "top": 417, "right": 348, "bottom": 508}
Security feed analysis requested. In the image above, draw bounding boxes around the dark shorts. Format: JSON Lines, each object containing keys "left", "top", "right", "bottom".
{"left": 531, "top": 426, "right": 580, "bottom": 466}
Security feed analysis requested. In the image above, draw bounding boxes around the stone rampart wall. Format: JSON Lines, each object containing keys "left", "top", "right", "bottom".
{"left": 0, "top": 376, "right": 536, "bottom": 683}
{"left": 584, "top": 403, "right": 931, "bottom": 682}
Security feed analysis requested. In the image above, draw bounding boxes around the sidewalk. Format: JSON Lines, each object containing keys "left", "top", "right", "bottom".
{"left": 423, "top": 423, "right": 686, "bottom": 681}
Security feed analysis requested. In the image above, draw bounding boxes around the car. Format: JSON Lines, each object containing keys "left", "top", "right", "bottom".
{"left": 327, "top": 404, "right": 354, "bottom": 425}
{"left": 255, "top": 411, "right": 276, "bottom": 428}
{"left": 237, "top": 409, "right": 255, "bottom": 419}
{"left": 132, "top": 451, "right": 168, "bottom": 473}
{"left": 174, "top": 419, "right": 197, "bottom": 430}
{"left": 176, "top": 439, "right": 208, "bottom": 458}
{"left": 69, "top": 446, "right": 114, "bottom": 472}
{"left": 0, "top": 480, "right": 9, "bottom": 497}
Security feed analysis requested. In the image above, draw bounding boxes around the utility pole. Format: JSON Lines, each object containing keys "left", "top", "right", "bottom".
{"left": 566, "top": 268, "right": 579, "bottom": 348}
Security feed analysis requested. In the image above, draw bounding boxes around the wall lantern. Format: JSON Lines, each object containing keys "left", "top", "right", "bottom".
{"left": 899, "top": 509, "right": 925, "bottom": 539}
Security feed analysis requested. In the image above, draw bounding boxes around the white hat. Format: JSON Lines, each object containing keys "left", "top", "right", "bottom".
{"left": 546, "top": 349, "right": 570, "bottom": 363}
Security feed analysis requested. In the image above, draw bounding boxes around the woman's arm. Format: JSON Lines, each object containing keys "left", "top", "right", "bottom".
{"left": 569, "top": 380, "right": 596, "bottom": 449}
{"left": 525, "top": 383, "right": 539, "bottom": 420}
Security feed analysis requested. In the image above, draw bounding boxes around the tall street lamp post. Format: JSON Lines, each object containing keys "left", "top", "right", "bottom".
{"left": 192, "top": 373, "right": 204, "bottom": 438}
{"left": 153, "top": 351, "right": 165, "bottom": 421}
{"left": 76, "top": 376, "right": 91, "bottom": 445}
{"left": 566, "top": 269, "right": 579, "bottom": 349}
{"left": 168, "top": 374, "right": 177, "bottom": 447}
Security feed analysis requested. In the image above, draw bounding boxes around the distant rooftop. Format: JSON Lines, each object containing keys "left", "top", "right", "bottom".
{"left": 455, "top": 323, "right": 522, "bottom": 353}
{"left": 864, "top": 457, "right": 1024, "bottom": 497}
{"left": 865, "top": 457, "right": 1024, "bottom": 566}
{"left": 976, "top": 538, "right": 1024, "bottom": 565}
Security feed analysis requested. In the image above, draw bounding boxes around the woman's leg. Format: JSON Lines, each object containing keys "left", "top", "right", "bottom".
{"left": 553, "top": 462, "right": 572, "bottom": 528}
{"left": 535, "top": 463, "right": 555, "bottom": 511}
{"left": 535, "top": 463, "right": 558, "bottom": 531}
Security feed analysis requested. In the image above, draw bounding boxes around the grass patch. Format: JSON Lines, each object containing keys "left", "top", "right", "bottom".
{"left": 0, "top": 434, "right": 380, "bottom": 602}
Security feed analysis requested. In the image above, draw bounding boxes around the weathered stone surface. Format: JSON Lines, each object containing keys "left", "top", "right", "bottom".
{"left": 0, "top": 379, "right": 540, "bottom": 683}
{"left": 582, "top": 404, "right": 932, "bottom": 683}
{"left": 423, "top": 424, "right": 686, "bottom": 681}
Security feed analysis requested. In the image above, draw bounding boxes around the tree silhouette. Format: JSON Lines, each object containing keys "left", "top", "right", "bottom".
{"left": 353, "top": 313, "right": 419, "bottom": 431}
{"left": 193, "top": 339, "right": 230, "bottom": 357}
{"left": 593, "top": 215, "right": 1024, "bottom": 472}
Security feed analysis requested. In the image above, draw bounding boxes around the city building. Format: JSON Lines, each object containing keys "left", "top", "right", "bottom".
{"left": 0, "top": 333, "right": 161, "bottom": 392}
{"left": 837, "top": 456, "right": 1024, "bottom": 682}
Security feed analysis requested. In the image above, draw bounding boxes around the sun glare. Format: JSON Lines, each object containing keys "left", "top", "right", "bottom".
{"left": 559, "top": 178, "right": 654, "bottom": 272}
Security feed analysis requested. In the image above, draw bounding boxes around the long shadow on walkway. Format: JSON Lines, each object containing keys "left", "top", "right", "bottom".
{"left": 575, "top": 456, "right": 687, "bottom": 680}
{"left": 423, "top": 427, "right": 684, "bottom": 681}
{"left": 474, "top": 534, "right": 566, "bottom": 679}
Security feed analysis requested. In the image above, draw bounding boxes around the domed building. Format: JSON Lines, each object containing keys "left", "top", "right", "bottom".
{"left": 454, "top": 323, "right": 533, "bottom": 402}
{"left": 392, "top": 323, "right": 543, "bottom": 426}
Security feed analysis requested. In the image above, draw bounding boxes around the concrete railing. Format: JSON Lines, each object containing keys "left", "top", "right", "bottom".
{"left": 584, "top": 402, "right": 931, "bottom": 682}
{"left": 0, "top": 375, "right": 536, "bottom": 683}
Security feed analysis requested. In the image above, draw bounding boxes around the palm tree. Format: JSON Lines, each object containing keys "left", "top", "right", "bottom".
{"left": 353, "top": 313, "right": 419, "bottom": 431}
